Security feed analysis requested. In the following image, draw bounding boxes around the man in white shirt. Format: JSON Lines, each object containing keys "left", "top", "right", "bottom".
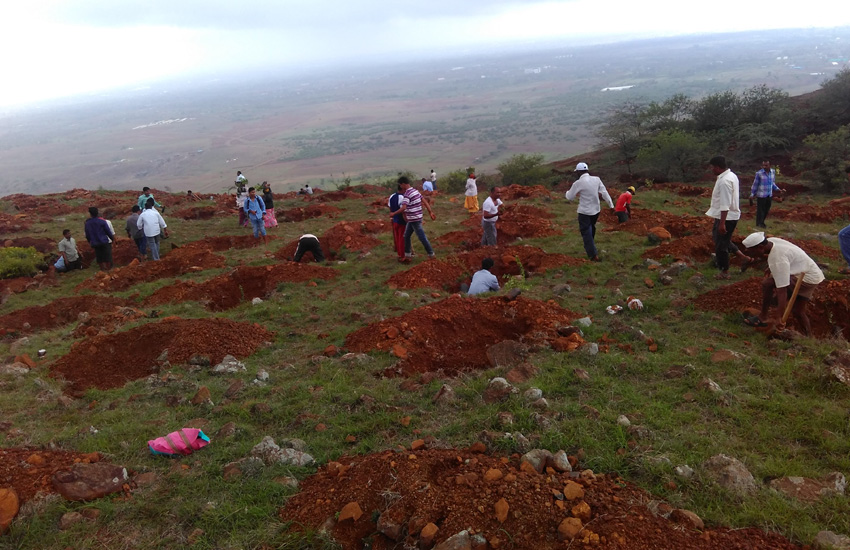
{"left": 565, "top": 162, "right": 613, "bottom": 261}
{"left": 741, "top": 232, "right": 825, "bottom": 337}
{"left": 430, "top": 169, "right": 437, "bottom": 190}
{"left": 137, "top": 199, "right": 169, "bottom": 261}
{"left": 468, "top": 258, "right": 500, "bottom": 296}
{"left": 706, "top": 156, "right": 749, "bottom": 279}
{"left": 481, "top": 186, "right": 503, "bottom": 246}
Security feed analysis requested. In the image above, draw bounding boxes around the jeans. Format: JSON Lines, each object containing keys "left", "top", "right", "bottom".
{"left": 134, "top": 237, "right": 147, "bottom": 256}
{"left": 404, "top": 221, "right": 434, "bottom": 256}
{"left": 839, "top": 224, "right": 850, "bottom": 269}
{"left": 711, "top": 218, "right": 739, "bottom": 271}
{"left": 481, "top": 221, "right": 497, "bottom": 246}
{"left": 755, "top": 196, "right": 772, "bottom": 227}
{"left": 250, "top": 217, "right": 266, "bottom": 238}
{"left": 577, "top": 213, "right": 600, "bottom": 259}
{"left": 147, "top": 235, "right": 161, "bottom": 261}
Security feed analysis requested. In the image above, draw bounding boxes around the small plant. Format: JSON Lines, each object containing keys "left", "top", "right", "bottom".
{"left": 502, "top": 257, "right": 532, "bottom": 291}
{"left": 0, "top": 246, "right": 44, "bottom": 279}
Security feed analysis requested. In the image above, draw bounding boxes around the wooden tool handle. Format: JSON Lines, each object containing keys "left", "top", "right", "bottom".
{"left": 780, "top": 274, "right": 805, "bottom": 324}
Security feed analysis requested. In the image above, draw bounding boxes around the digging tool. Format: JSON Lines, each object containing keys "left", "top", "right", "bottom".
{"left": 767, "top": 274, "right": 804, "bottom": 339}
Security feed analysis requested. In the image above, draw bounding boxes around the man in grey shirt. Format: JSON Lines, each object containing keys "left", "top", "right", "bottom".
{"left": 468, "top": 258, "right": 500, "bottom": 296}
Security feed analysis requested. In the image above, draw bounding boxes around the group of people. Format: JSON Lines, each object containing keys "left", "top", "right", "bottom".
{"left": 235, "top": 172, "right": 278, "bottom": 239}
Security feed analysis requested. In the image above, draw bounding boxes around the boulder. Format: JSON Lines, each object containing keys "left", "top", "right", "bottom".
{"left": 702, "top": 454, "right": 757, "bottom": 495}
{"left": 670, "top": 508, "right": 704, "bottom": 530}
{"left": 814, "top": 530, "right": 850, "bottom": 550}
{"left": 52, "top": 462, "right": 128, "bottom": 501}
{"left": 434, "top": 530, "right": 471, "bottom": 550}
{"left": 482, "top": 377, "right": 517, "bottom": 403}
{"left": 0, "top": 487, "right": 19, "bottom": 534}
{"left": 212, "top": 355, "right": 246, "bottom": 374}
{"left": 251, "top": 436, "right": 314, "bottom": 466}
{"left": 520, "top": 449, "right": 553, "bottom": 474}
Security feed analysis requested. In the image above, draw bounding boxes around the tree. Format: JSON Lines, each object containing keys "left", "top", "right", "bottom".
{"left": 793, "top": 124, "right": 850, "bottom": 191}
{"left": 497, "top": 154, "right": 551, "bottom": 186}
{"left": 690, "top": 91, "right": 742, "bottom": 133}
{"left": 596, "top": 102, "right": 651, "bottom": 173}
{"left": 637, "top": 130, "right": 710, "bottom": 182}
{"left": 644, "top": 93, "right": 693, "bottom": 131}
{"left": 813, "top": 68, "right": 850, "bottom": 129}
{"left": 738, "top": 85, "right": 789, "bottom": 125}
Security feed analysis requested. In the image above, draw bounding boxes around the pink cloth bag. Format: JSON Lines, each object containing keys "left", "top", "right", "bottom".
{"left": 148, "top": 428, "right": 210, "bottom": 456}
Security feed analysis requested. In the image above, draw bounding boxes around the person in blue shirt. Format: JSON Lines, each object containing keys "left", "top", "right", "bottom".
{"left": 750, "top": 160, "right": 784, "bottom": 229}
{"left": 83, "top": 207, "right": 115, "bottom": 271}
{"left": 422, "top": 177, "right": 434, "bottom": 192}
{"left": 468, "top": 258, "right": 500, "bottom": 296}
{"left": 243, "top": 187, "right": 268, "bottom": 245}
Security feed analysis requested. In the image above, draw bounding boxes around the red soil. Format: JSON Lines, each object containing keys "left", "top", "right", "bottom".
{"left": 75, "top": 248, "right": 227, "bottom": 292}
{"left": 439, "top": 206, "right": 560, "bottom": 251}
{"left": 770, "top": 204, "right": 848, "bottom": 223}
{"left": 278, "top": 204, "right": 343, "bottom": 222}
{"left": 144, "top": 263, "right": 338, "bottom": 310}
{"left": 3, "top": 237, "right": 55, "bottom": 254}
{"left": 275, "top": 220, "right": 387, "bottom": 261}
{"left": 0, "top": 212, "right": 31, "bottom": 233}
{"left": 71, "top": 307, "right": 148, "bottom": 338}
{"left": 344, "top": 295, "right": 581, "bottom": 377}
{"left": 0, "top": 296, "right": 128, "bottom": 334}
{"left": 0, "top": 448, "right": 103, "bottom": 505}
{"left": 499, "top": 184, "right": 553, "bottom": 200}
{"left": 179, "top": 234, "right": 269, "bottom": 252}
{"left": 601, "top": 209, "right": 711, "bottom": 238}
{"left": 77, "top": 239, "right": 142, "bottom": 268}
{"left": 280, "top": 448, "right": 800, "bottom": 550}
{"left": 172, "top": 205, "right": 219, "bottom": 220}
{"left": 50, "top": 318, "right": 274, "bottom": 395}
{"left": 642, "top": 235, "right": 716, "bottom": 262}
{"left": 694, "top": 278, "right": 850, "bottom": 338}
{"left": 386, "top": 260, "right": 469, "bottom": 291}
{"left": 317, "top": 190, "right": 363, "bottom": 202}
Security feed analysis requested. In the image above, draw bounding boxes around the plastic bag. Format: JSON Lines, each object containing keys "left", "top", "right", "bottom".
{"left": 148, "top": 428, "right": 210, "bottom": 457}
{"left": 54, "top": 256, "right": 66, "bottom": 270}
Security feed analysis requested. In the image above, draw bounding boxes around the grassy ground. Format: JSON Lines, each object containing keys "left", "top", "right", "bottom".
{"left": 1, "top": 183, "right": 849, "bottom": 549}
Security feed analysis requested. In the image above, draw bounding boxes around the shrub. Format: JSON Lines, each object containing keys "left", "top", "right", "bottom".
{"left": 636, "top": 130, "right": 710, "bottom": 182}
{"left": 793, "top": 124, "right": 850, "bottom": 191}
{"left": 0, "top": 247, "right": 45, "bottom": 279}
{"left": 497, "top": 154, "right": 551, "bottom": 187}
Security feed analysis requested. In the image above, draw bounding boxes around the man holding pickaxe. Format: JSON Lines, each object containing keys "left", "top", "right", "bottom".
{"left": 741, "top": 232, "right": 824, "bottom": 337}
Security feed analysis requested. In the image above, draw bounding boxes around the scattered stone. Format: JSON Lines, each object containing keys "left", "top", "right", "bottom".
{"left": 256, "top": 369, "right": 269, "bottom": 382}
{"left": 0, "top": 487, "right": 19, "bottom": 534}
{"left": 190, "top": 386, "right": 213, "bottom": 406}
{"left": 659, "top": 275, "right": 673, "bottom": 286}
{"left": 523, "top": 388, "right": 543, "bottom": 401}
{"left": 674, "top": 465, "right": 695, "bottom": 479}
{"left": 698, "top": 378, "right": 723, "bottom": 393}
{"left": 133, "top": 472, "right": 160, "bottom": 486}
{"left": 394, "top": 291, "right": 410, "bottom": 299}
{"left": 224, "top": 379, "right": 244, "bottom": 399}
{"left": 813, "top": 530, "right": 850, "bottom": 550}
{"left": 434, "top": 530, "right": 471, "bottom": 550}
{"left": 648, "top": 226, "right": 672, "bottom": 242}
{"left": 644, "top": 278, "right": 655, "bottom": 289}
{"left": 411, "top": 439, "right": 426, "bottom": 451}
{"left": 573, "top": 368, "right": 590, "bottom": 381}
{"left": 563, "top": 480, "right": 584, "bottom": 500}
{"left": 251, "top": 436, "right": 314, "bottom": 467}
{"left": 710, "top": 349, "right": 746, "bottom": 363}
{"left": 504, "top": 362, "right": 539, "bottom": 384}
{"left": 420, "top": 522, "right": 439, "bottom": 546}
{"left": 552, "top": 283, "right": 572, "bottom": 295}
{"left": 338, "top": 501, "right": 363, "bottom": 522}
{"left": 702, "top": 454, "right": 757, "bottom": 495}
{"left": 521, "top": 449, "right": 553, "bottom": 474}
{"left": 558, "top": 517, "right": 583, "bottom": 541}
{"left": 59, "top": 511, "right": 85, "bottom": 530}
{"left": 581, "top": 343, "right": 599, "bottom": 356}
{"left": 496, "top": 411, "right": 514, "bottom": 427}
{"left": 670, "top": 509, "right": 704, "bottom": 530}
{"left": 484, "top": 468, "right": 504, "bottom": 481}
{"left": 0, "top": 364, "right": 28, "bottom": 376}
{"left": 550, "top": 450, "right": 572, "bottom": 472}
{"left": 769, "top": 472, "right": 846, "bottom": 502}
{"left": 274, "top": 476, "right": 300, "bottom": 489}
{"left": 323, "top": 345, "right": 338, "bottom": 357}
{"left": 825, "top": 350, "right": 850, "bottom": 387}
{"left": 251, "top": 297, "right": 263, "bottom": 305}
{"left": 616, "top": 415, "right": 631, "bottom": 427}
{"left": 188, "top": 354, "right": 211, "bottom": 367}
{"left": 14, "top": 354, "right": 36, "bottom": 369}
{"left": 644, "top": 258, "right": 662, "bottom": 268}
{"left": 486, "top": 340, "right": 529, "bottom": 369}
{"left": 494, "top": 498, "right": 509, "bottom": 523}
{"left": 575, "top": 317, "right": 592, "bottom": 327}
{"left": 52, "top": 462, "right": 128, "bottom": 501}
{"left": 433, "top": 384, "right": 456, "bottom": 404}
{"left": 483, "top": 377, "right": 517, "bottom": 403}
{"left": 661, "top": 261, "right": 690, "bottom": 277}
{"left": 212, "top": 355, "right": 246, "bottom": 374}
{"left": 531, "top": 398, "right": 549, "bottom": 410}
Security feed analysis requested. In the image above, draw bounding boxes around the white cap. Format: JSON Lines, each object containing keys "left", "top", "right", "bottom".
{"left": 575, "top": 162, "right": 589, "bottom": 171}
{"left": 742, "top": 232, "right": 766, "bottom": 248}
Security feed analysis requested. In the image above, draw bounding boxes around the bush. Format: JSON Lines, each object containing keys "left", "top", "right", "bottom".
{"left": 636, "top": 130, "right": 710, "bottom": 182}
{"left": 793, "top": 124, "right": 850, "bottom": 191}
{"left": 497, "top": 154, "right": 551, "bottom": 187}
{"left": 0, "top": 247, "right": 45, "bottom": 279}
{"left": 441, "top": 168, "right": 475, "bottom": 194}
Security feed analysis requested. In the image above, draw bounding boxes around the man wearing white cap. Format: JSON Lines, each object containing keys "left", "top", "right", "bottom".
{"left": 565, "top": 162, "right": 613, "bottom": 261}
{"left": 741, "top": 232, "right": 824, "bottom": 336}
{"left": 706, "top": 156, "right": 749, "bottom": 279}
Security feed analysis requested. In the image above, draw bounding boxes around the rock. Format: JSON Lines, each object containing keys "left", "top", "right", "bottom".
{"left": 59, "top": 511, "right": 85, "bottom": 530}
{"left": 661, "top": 261, "right": 690, "bottom": 277}
{"left": 702, "top": 454, "right": 757, "bottom": 495}
{"left": 571, "top": 500, "right": 592, "bottom": 521}
{"left": 133, "top": 472, "right": 160, "bottom": 486}
{"left": 523, "top": 388, "right": 543, "bottom": 401}
{"left": 575, "top": 317, "right": 592, "bottom": 327}
{"left": 222, "top": 461, "right": 243, "bottom": 481}
{"left": 256, "top": 369, "right": 269, "bottom": 382}
{"left": 558, "top": 517, "right": 583, "bottom": 541}
{"left": 687, "top": 273, "right": 706, "bottom": 287}
{"left": 531, "top": 398, "right": 549, "bottom": 410}
{"left": 483, "top": 377, "right": 517, "bottom": 403}
{"left": 494, "top": 498, "right": 509, "bottom": 523}
{"left": 644, "top": 278, "right": 655, "bottom": 289}
{"left": 0, "top": 487, "right": 19, "bottom": 534}
{"left": 486, "top": 340, "right": 529, "bottom": 369}
{"left": 377, "top": 512, "right": 404, "bottom": 540}
{"left": 217, "top": 422, "right": 237, "bottom": 438}
{"left": 552, "top": 283, "right": 572, "bottom": 295}
{"left": 496, "top": 411, "right": 514, "bottom": 427}
{"left": 212, "top": 355, "right": 246, "bottom": 374}
{"left": 224, "top": 379, "right": 244, "bottom": 399}
{"left": 710, "top": 349, "right": 746, "bottom": 363}
{"left": 769, "top": 472, "right": 846, "bottom": 502}
{"left": 573, "top": 368, "right": 590, "bottom": 381}
{"left": 504, "top": 362, "right": 539, "bottom": 384}
{"left": 648, "top": 226, "right": 672, "bottom": 241}
{"left": 813, "top": 530, "right": 850, "bottom": 550}
{"left": 550, "top": 450, "right": 572, "bottom": 472}
{"left": 616, "top": 415, "right": 631, "bottom": 427}
{"left": 698, "top": 378, "right": 723, "bottom": 393}
{"left": 394, "top": 291, "right": 410, "bottom": 299}
{"left": 521, "top": 449, "right": 553, "bottom": 474}
{"left": 52, "top": 462, "right": 128, "bottom": 501}
{"left": 420, "top": 522, "right": 439, "bottom": 546}
{"left": 190, "top": 386, "right": 213, "bottom": 406}
{"left": 434, "top": 530, "right": 471, "bottom": 550}
{"left": 563, "top": 480, "right": 584, "bottom": 500}
{"left": 659, "top": 275, "right": 673, "bottom": 286}
{"left": 484, "top": 468, "right": 504, "bottom": 481}
{"left": 251, "top": 297, "right": 263, "bottom": 305}
{"left": 323, "top": 345, "right": 338, "bottom": 357}
{"left": 251, "top": 436, "right": 314, "bottom": 466}
{"left": 0, "top": 364, "right": 28, "bottom": 376}
{"left": 674, "top": 464, "right": 695, "bottom": 479}
{"left": 338, "top": 501, "right": 363, "bottom": 522}
{"left": 433, "top": 384, "right": 455, "bottom": 404}
{"left": 274, "top": 476, "right": 300, "bottom": 489}
{"left": 470, "top": 534, "right": 487, "bottom": 550}
{"left": 825, "top": 350, "right": 850, "bottom": 387}
{"left": 581, "top": 343, "right": 599, "bottom": 356}
{"left": 670, "top": 509, "right": 704, "bottom": 530}
{"left": 411, "top": 439, "right": 425, "bottom": 451}
{"left": 188, "top": 354, "right": 211, "bottom": 367}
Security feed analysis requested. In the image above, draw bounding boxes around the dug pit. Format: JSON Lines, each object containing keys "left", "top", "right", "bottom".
{"left": 0, "top": 296, "right": 129, "bottom": 334}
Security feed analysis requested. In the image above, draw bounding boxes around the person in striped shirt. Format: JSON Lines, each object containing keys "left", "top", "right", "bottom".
{"left": 389, "top": 176, "right": 437, "bottom": 263}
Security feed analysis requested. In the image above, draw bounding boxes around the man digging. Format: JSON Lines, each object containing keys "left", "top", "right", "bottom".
{"left": 741, "top": 231, "right": 824, "bottom": 337}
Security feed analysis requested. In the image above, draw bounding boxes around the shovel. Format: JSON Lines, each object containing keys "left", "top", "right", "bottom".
{"left": 767, "top": 274, "right": 804, "bottom": 339}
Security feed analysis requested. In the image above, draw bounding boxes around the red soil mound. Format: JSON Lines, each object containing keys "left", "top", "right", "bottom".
{"left": 345, "top": 295, "right": 581, "bottom": 377}
{"left": 499, "top": 184, "right": 553, "bottom": 200}
{"left": 643, "top": 236, "right": 839, "bottom": 265}
{"left": 144, "top": 263, "right": 338, "bottom": 310}
{"left": 440, "top": 207, "right": 559, "bottom": 251}
{"left": 0, "top": 275, "right": 57, "bottom": 299}
{"left": 0, "top": 448, "right": 104, "bottom": 505}
{"left": 172, "top": 205, "right": 219, "bottom": 220}
{"left": 179, "top": 234, "right": 269, "bottom": 252}
{"left": 770, "top": 204, "right": 848, "bottom": 223}
{"left": 50, "top": 318, "right": 274, "bottom": 395}
{"left": 275, "top": 220, "right": 386, "bottom": 261}
{"left": 0, "top": 296, "right": 128, "bottom": 333}
{"left": 317, "top": 190, "right": 362, "bottom": 202}
{"left": 694, "top": 278, "right": 850, "bottom": 338}
{"left": 601, "top": 209, "right": 711, "bottom": 238}
{"left": 387, "top": 260, "right": 468, "bottom": 291}
{"left": 76, "top": 249, "right": 226, "bottom": 292}
{"left": 3, "top": 237, "right": 55, "bottom": 254}
{"left": 71, "top": 306, "right": 148, "bottom": 338}
{"left": 280, "top": 448, "right": 799, "bottom": 550}
{"left": 77, "top": 239, "right": 141, "bottom": 268}
{"left": 0, "top": 212, "right": 31, "bottom": 233}
{"left": 278, "top": 204, "right": 343, "bottom": 222}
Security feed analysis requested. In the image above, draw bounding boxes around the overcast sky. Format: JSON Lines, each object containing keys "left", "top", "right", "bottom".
{"left": 2, "top": 0, "right": 849, "bottom": 108}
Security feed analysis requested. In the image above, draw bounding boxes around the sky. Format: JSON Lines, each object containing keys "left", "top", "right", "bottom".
{"left": 2, "top": 0, "right": 850, "bottom": 108}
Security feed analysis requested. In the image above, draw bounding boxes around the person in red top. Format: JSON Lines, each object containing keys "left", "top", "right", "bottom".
{"left": 615, "top": 186, "right": 636, "bottom": 223}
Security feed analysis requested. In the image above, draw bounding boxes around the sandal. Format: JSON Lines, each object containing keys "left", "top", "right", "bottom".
{"left": 743, "top": 315, "right": 768, "bottom": 328}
